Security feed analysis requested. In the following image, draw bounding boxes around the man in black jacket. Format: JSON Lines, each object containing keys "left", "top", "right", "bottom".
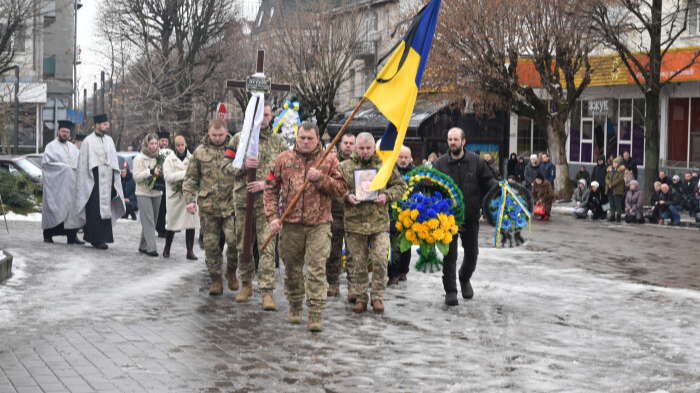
{"left": 591, "top": 155, "right": 607, "bottom": 189}
{"left": 659, "top": 183, "right": 682, "bottom": 226}
{"left": 620, "top": 151, "right": 638, "bottom": 180}
{"left": 388, "top": 146, "right": 415, "bottom": 286}
{"left": 433, "top": 128, "right": 498, "bottom": 306}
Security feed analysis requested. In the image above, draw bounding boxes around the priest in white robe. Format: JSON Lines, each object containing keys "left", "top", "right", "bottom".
{"left": 42, "top": 120, "right": 84, "bottom": 245}
{"left": 66, "top": 114, "right": 126, "bottom": 250}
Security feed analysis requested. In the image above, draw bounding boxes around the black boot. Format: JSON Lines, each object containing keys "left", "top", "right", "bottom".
{"left": 163, "top": 231, "right": 175, "bottom": 258}
{"left": 186, "top": 229, "right": 198, "bottom": 260}
{"left": 616, "top": 213, "right": 621, "bottom": 222}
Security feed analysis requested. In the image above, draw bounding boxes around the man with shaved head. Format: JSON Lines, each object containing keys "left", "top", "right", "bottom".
{"left": 388, "top": 146, "right": 415, "bottom": 286}
{"left": 433, "top": 128, "right": 498, "bottom": 306}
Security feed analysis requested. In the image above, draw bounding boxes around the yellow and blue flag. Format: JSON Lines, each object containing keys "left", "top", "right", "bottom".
{"left": 365, "top": 0, "right": 441, "bottom": 191}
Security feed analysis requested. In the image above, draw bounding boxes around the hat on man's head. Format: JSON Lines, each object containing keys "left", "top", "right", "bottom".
{"left": 530, "top": 154, "right": 538, "bottom": 161}
{"left": 591, "top": 181, "right": 599, "bottom": 188}
{"left": 672, "top": 175, "right": 680, "bottom": 181}
{"left": 157, "top": 132, "right": 170, "bottom": 140}
{"left": 57, "top": 120, "right": 75, "bottom": 132}
{"left": 613, "top": 157, "right": 621, "bottom": 164}
{"left": 535, "top": 172, "right": 545, "bottom": 181}
{"left": 94, "top": 114, "right": 109, "bottom": 124}
{"left": 75, "top": 134, "right": 87, "bottom": 141}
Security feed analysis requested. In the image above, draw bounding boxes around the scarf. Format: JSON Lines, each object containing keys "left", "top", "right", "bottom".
{"left": 175, "top": 150, "right": 187, "bottom": 162}
{"left": 141, "top": 136, "right": 159, "bottom": 159}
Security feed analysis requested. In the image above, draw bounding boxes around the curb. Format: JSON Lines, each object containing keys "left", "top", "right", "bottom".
{"left": 551, "top": 205, "right": 699, "bottom": 228}
{"left": 0, "top": 249, "right": 12, "bottom": 283}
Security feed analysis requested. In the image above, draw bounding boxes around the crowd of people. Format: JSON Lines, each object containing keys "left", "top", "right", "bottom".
{"left": 41, "top": 110, "right": 501, "bottom": 332}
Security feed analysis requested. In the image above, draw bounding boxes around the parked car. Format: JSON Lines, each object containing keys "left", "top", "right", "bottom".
{"left": 0, "top": 155, "right": 43, "bottom": 183}
{"left": 25, "top": 154, "right": 43, "bottom": 168}
{"left": 117, "top": 152, "right": 138, "bottom": 171}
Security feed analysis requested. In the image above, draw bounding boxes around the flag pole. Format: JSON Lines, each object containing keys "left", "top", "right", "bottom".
{"left": 261, "top": 96, "right": 367, "bottom": 251}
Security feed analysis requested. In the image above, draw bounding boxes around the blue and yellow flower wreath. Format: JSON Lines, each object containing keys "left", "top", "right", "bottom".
{"left": 482, "top": 180, "right": 534, "bottom": 248}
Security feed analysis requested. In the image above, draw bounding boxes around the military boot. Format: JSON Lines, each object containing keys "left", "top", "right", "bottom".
{"left": 347, "top": 287, "right": 357, "bottom": 304}
{"left": 308, "top": 313, "right": 323, "bottom": 332}
{"left": 262, "top": 290, "right": 276, "bottom": 311}
{"left": 327, "top": 285, "right": 340, "bottom": 297}
{"left": 209, "top": 275, "right": 223, "bottom": 296}
{"left": 236, "top": 282, "right": 253, "bottom": 302}
{"left": 225, "top": 265, "right": 239, "bottom": 291}
{"left": 371, "top": 299, "right": 384, "bottom": 314}
{"left": 288, "top": 304, "right": 302, "bottom": 324}
{"left": 352, "top": 300, "right": 367, "bottom": 313}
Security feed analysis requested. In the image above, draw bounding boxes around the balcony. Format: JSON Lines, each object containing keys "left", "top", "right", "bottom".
{"left": 353, "top": 41, "right": 376, "bottom": 60}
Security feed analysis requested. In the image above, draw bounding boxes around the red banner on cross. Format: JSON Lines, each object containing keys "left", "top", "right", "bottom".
{"left": 217, "top": 103, "right": 228, "bottom": 124}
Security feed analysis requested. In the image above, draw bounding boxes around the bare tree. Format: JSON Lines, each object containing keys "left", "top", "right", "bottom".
{"left": 429, "top": 0, "right": 595, "bottom": 198}
{"left": 0, "top": 0, "right": 36, "bottom": 76}
{"left": 263, "top": 0, "right": 364, "bottom": 133}
{"left": 590, "top": 0, "right": 700, "bottom": 199}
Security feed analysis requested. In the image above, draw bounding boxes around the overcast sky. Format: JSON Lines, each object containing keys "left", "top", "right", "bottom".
{"left": 77, "top": 0, "right": 259, "bottom": 99}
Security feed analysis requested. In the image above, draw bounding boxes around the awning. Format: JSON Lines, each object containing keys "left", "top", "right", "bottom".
{"left": 0, "top": 83, "right": 47, "bottom": 104}
{"left": 327, "top": 98, "right": 445, "bottom": 138}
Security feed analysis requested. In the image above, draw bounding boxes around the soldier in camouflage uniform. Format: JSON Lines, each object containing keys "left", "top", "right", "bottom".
{"left": 341, "top": 132, "right": 406, "bottom": 314}
{"left": 183, "top": 119, "right": 238, "bottom": 295}
{"left": 327, "top": 133, "right": 355, "bottom": 301}
{"left": 264, "top": 123, "right": 348, "bottom": 332}
{"left": 222, "top": 103, "right": 287, "bottom": 309}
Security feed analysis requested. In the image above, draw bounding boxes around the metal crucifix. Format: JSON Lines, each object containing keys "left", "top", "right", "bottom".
{"left": 226, "top": 50, "right": 291, "bottom": 266}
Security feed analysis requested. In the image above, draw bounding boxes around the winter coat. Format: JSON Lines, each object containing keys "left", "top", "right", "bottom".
{"left": 514, "top": 160, "right": 527, "bottom": 183}
{"left": 507, "top": 156, "right": 518, "bottom": 178}
{"left": 341, "top": 152, "right": 406, "bottom": 235}
{"left": 681, "top": 178, "right": 698, "bottom": 199}
{"left": 625, "top": 188, "right": 644, "bottom": 214}
{"left": 540, "top": 161, "right": 556, "bottom": 186}
{"left": 121, "top": 172, "right": 138, "bottom": 210}
{"left": 586, "top": 187, "right": 606, "bottom": 208}
{"left": 531, "top": 180, "right": 555, "bottom": 214}
{"left": 621, "top": 156, "right": 638, "bottom": 180}
{"left": 264, "top": 141, "right": 348, "bottom": 226}
{"left": 591, "top": 155, "right": 608, "bottom": 188}
{"left": 671, "top": 181, "right": 682, "bottom": 194}
{"left": 573, "top": 186, "right": 590, "bottom": 209}
{"left": 523, "top": 163, "right": 540, "bottom": 191}
{"left": 132, "top": 152, "right": 164, "bottom": 198}
{"left": 164, "top": 151, "right": 200, "bottom": 231}
{"left": 183, "top": 134, "right": 235, "bottom": 218}
{"left": 659, "top": 188, "right": 682, "bottom": 216}
{"left": 575, "top": 170, "right": 590, "bottom": 186}
{"left": 624, "top": 171, "right": 634, "bottom": 187}
{"left": 331, "top": 150, "right": 353, "bottom": 218}
{"left": 605, "top": 164, "right": 626, "bottom": 196}
{"left": 655, "top": 176, "right": 671, "bottom": 187}
{"left": 486, "top": 157, "right": 500, "bottom": 179}
{"left": 222, "top": 125, "right": 288, "bottom": 211}
{"left": 433, "top": 148, "right": 498, "bottom": 223}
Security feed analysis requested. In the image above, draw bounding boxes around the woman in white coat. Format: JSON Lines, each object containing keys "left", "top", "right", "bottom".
{"left": 132, "top": 133, "right": 162, "bottom": 257}
{"left": 163, "top": 135, "right": 200, "bottom": 259}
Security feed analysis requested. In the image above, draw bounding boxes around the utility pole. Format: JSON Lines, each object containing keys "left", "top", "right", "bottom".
{"left": 83, "top": 88, "right": 87, "bottom": 130}
{"left": 14, "top": 66, "right": 19, "bottom": 155}
{"left": 100, "top": 71, "right": 105, "bottom": 113}
{"left": 73, "top": 0, "right": 78, "bottom": 110}
{"left": 93, "top": 82, "right": 97, "bottom": 115}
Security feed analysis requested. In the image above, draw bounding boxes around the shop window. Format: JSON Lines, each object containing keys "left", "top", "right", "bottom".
{"left": 517, "top": 117, "right": 547, "bottom": 157}
{"left": 669, "top": 97, "right": 700, "bottom": 167}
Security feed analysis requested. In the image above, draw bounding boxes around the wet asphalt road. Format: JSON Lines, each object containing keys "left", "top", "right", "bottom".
{"left": 0, "top": 216, "right": 699, "bottom": 392}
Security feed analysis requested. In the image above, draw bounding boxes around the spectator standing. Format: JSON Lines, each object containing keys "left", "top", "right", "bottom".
{"left": 659, "top": 183, "right": 682, "bottom": 226}
{"left": 605, "top": 158, "right": 626, "bottom": 222}
{"left": 507, "top": 153, "right": 518, "bottom": 179}
{"left": 532, "top": 173, "right": 555, "bottom": 221}
{"left": 620, "top": 151, "right": 638, "bottom": 180}
{"left": 515, "top": 157, "right": 526, "bottom": 183}
{"left": 539, "top": 153, "right": 556, "bottom": 186}
{"left": 623, "top": 167, "right": 634, "bottom": 195}
{"left": 523, "top": 154, "right": 540, "bottom": 191}
{"left": 483, "top": 153, "right": 500, "bottom": 180}
{"left": 591, "top": 155, "right": 608, "bottom": 190}
{"left": 575, "top": 166, "right": 590, "bottom": 186}
{"left": 587, "top": 181, "right": 607, "bottom": 220}
{"left": 121, "top": 166, "right": 138, "bottom": 220}
{"left": 572, "top": 179, "right": 590, "bottom": 219}
{"left": 624, "top": 180, "right": 645, "bottom": 224}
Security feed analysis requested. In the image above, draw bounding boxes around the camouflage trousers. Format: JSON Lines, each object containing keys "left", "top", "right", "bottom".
{"left": 326, "top": 216, "right": 353, "bottom": 288}
{"left": 345, "top": 231, "right": 389, "bottom": 304}
{"left": 279, "top": 223, "right": 331, "bottom": 314}
{"left": 200, "top": 214, "right": 237, "bottom": 276}
{"left": 235, "top": 208, "right": 277, "bottom": 290}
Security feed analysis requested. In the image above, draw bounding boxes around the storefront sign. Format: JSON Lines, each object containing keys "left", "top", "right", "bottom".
{"left": 587, "top": 100, "right": 609, "bottom": 116}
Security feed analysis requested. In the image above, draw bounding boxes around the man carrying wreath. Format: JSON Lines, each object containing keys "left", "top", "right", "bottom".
{"left": 341, "top": 132, "right": 406, "bottom": 314}
{"left": 433, "top": 128, "right": 497, "bottom": 306}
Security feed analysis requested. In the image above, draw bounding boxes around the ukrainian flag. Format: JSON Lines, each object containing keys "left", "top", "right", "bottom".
{"left": 365, "top": 0, "right": 441, "bottom": 191}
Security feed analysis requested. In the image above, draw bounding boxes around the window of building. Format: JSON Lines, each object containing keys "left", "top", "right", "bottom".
{"left": 569, "top": 98, "right": 645, "bottom": 166}
{"left": 517, "top": 117, "right": 547, "bottom": 157}
{"left": 667, "top": 97, "right": 700, "bottom": 167}
{"left": 43, "top": 57, "right": 56, "bottom": 77}
{"left": 689, "top": 0, "right": 699, "bottom": 36}
{"left": 13, "top": 28, "right": 26, "bottom": 53}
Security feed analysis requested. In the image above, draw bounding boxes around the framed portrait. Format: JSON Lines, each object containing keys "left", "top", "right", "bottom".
{"left": 354, "top": 168, "right": 378, "bottom": 202}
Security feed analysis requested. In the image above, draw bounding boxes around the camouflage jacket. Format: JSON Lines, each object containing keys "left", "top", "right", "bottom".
{"left": 264, "top": 142, "right": 347, "bottom": 226}
{"left": 330, "top": 149, "right": 353, "bottom": 218}
{"left": 183, "top": 134, "right": 234, "bottom": 217}
{"left": 341, "top": 151, "right": 406, "bottom": 235}
{"left": 222, "top": 125, "right": 288, "bottom": 210}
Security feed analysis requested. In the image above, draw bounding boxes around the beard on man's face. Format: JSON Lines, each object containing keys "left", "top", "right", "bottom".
{"left": 449, "top": 144, "right": 462, "bottom": 153}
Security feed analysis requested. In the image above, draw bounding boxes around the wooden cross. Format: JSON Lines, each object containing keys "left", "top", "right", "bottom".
{"left": 225, "top": 50, "right": 291, "bottom": 266}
